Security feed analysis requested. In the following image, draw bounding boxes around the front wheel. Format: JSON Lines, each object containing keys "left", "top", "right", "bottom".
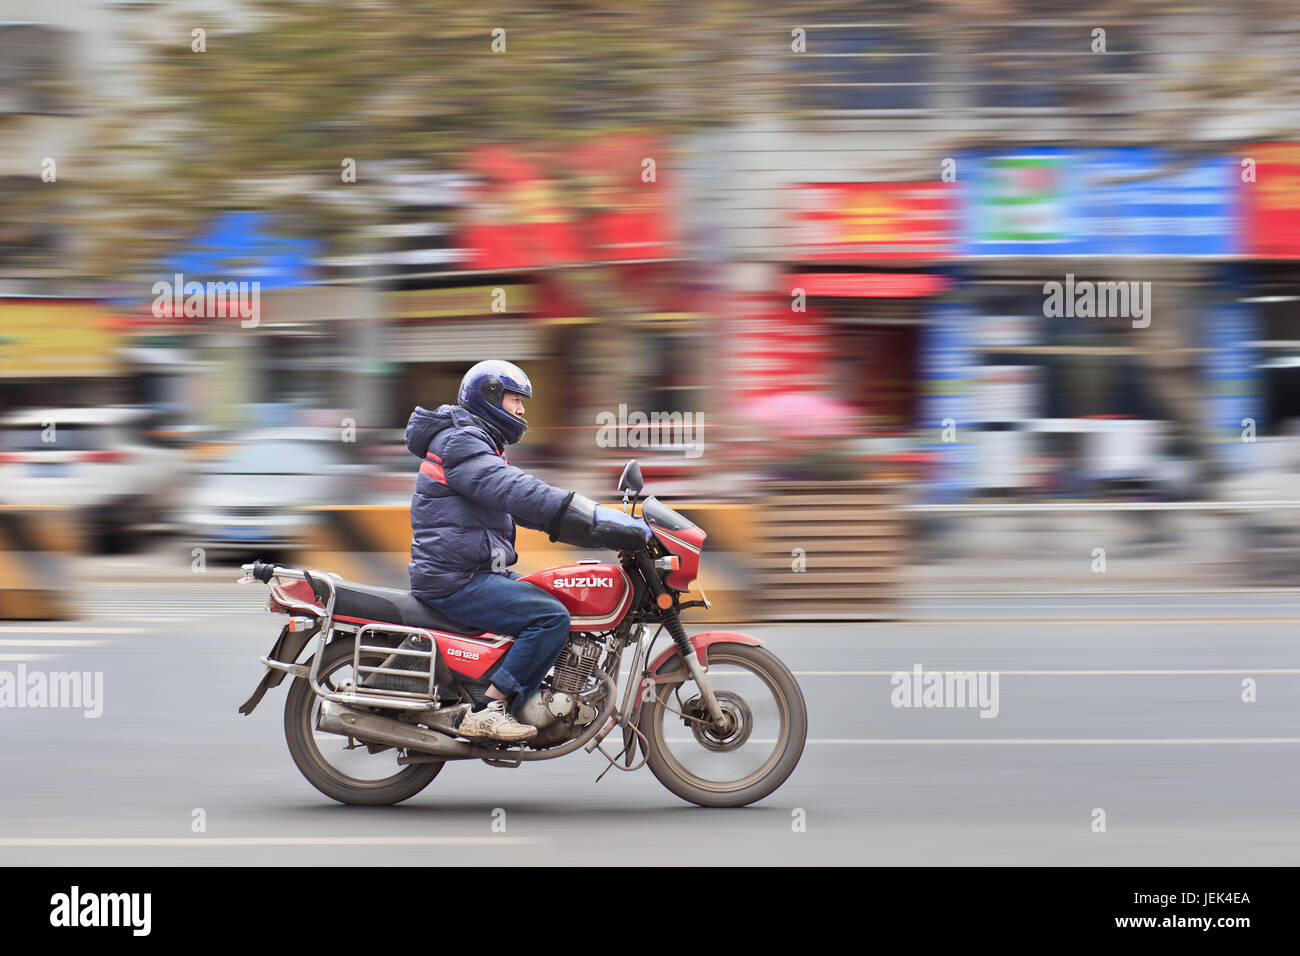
{"left": 641, "top": 643, "right": 807, "bottom": 808}
{"left": 283, "top": 635, "right": 444, "bottom": 806}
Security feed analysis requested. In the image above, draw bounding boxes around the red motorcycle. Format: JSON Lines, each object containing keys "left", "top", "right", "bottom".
{"left": 238, "top": 461, "right": 807, "bottom": 808}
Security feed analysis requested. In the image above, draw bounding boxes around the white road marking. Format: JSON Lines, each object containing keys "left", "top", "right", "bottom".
{"left": 889, "top": 618, "right": 1300, "bottom": 626}
{"left": 0, "top": 836, "right": 542, "bottom": 847}
{"left": 0, "top": 626, "right": 137, "bottom": 635}
{"left": 0, "top": 640, "right": 107, "bottom": 648}
{"left": 785, "top": 669, "right": 1300, "bottom": 676}
{"left": 787, "top": 737, "right": 1300, "bottom": 745}
{"left": 914, "top": 588, "right": 1300, "bottom": 596}
{"left": 629, "top": 669, "right": 1300, "bottom": 678}
{"left": 97, "top": 615, "right": 191, "bottom": 623}
{"left": 919, "top": 603, "right": 1300, "bottom": 610}
{"left": 92, "top": 608, "right": 266, "bottom": 615}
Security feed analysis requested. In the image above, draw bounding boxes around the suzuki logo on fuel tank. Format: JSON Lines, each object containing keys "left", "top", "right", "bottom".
{"left": 554, "top": 576, "right": 614, "bottom": 589}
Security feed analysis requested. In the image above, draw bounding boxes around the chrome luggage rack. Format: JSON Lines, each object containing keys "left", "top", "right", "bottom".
{"left": 352, "top": 622, "right": 438, "bottom": 702}
{"left": 242, "top": 562, "right": 440, "bottom": 713}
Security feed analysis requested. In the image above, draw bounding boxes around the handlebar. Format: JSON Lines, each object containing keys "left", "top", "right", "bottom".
{"left": 246, "top": 561, "right": 278, "bottom": 583}
{"left": 241, "top": 561, "right": 329, "bottom": 602}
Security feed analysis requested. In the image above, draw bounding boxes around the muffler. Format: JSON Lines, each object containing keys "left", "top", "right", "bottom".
{"left": 318, "top": 700, "right": 482, "bottom": 759}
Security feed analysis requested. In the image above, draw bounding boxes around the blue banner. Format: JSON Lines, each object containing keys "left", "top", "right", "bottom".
{"left": 1203, "top": 276, "right": 1261, "bottom": 475}
{"left": 918, "top": 299, "right": 974, "bottom": 500}
{"left": 959, "top": 148, "right": 1237, "bottom": 256}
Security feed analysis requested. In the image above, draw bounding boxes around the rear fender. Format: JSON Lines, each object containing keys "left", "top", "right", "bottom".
{"left": 238, "top": 621, "right": 320, "bottom": 715}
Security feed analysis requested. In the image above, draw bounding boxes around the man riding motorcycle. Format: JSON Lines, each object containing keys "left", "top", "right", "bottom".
{"left": 405, "top": 359, "right": 651, "bottom": 742}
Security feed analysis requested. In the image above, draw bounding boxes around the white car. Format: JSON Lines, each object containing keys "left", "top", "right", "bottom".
{"left": 181, "top": 428, "right": 368, "bottom": 560}
{"left": 0, "top": 406, "right": 188, "bottom": 550}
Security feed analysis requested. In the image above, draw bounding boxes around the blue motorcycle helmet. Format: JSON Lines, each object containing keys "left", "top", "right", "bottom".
{"left": 458, "top": 359, "right": 532, "bottom": 445}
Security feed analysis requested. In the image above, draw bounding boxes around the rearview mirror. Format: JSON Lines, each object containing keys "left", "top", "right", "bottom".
{"left": 617, "top": 459, "right": 643, "bottom": 494}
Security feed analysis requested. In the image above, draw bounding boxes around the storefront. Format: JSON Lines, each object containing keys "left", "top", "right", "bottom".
{"left": 382, "top": 281, "right": 548, "bottom": 451}
{"left": 447, "top": 137, "right": 704, "bottom": 489}
{"left": 1237, "top": 144, "right": 1300, "bottom": 468}
{"left": 945, "top": 146, "right": 1240, "bottom": 498}
{"left": 779, "top": 180, "right": 959, "bottom": 480}
{"left": 0, "top": 297, "right": 124, "bottom": 411}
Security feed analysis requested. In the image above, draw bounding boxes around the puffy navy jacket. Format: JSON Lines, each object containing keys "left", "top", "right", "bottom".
{"left": 405, "top": 404, "right": 572, "bottom": 599}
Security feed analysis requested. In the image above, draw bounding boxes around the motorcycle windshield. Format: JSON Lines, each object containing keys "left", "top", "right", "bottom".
{"left": 641, "top": 496, "right": 696, "bottom": 532}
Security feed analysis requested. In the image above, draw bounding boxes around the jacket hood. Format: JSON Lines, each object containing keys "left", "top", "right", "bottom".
{"left": 405, "top": 404, "right": 500, "bottom": 457}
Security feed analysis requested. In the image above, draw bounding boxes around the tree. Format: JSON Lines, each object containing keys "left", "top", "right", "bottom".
{"left": 67, "top": 0, "right": 770, "bottom": 277}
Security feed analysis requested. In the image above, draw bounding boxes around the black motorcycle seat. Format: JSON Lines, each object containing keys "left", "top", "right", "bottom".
{"left": 330, "top": 579, "right": 482, "bottom": 636}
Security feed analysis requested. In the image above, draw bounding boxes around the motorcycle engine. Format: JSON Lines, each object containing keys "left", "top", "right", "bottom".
{"left": 551, "top": 634, "right": 603, "bottom": 693}
{"left": 516, "top": 634, "right": 603, "bottom": 738}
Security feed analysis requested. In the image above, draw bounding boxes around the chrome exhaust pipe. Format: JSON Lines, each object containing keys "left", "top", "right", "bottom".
{"left": 318, "top": 700, "right": 481, "bottom": 759}
{"left": 317, "top": 670, "right": 619, "bottom": 763}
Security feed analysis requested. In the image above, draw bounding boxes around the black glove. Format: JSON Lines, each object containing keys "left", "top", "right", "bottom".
{"left": 548, "top": 493, "right": 651, "bottom": 552}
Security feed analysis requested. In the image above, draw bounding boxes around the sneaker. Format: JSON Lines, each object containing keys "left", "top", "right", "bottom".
{"left": 457, "top": 700, "right": 537, "bottom": 742}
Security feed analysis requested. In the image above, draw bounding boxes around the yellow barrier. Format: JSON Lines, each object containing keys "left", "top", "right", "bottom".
{"left": 0, "top": 508, "right": 80, "bottom": 619}
{"left": 294, "top": 503, "right": 754, "bottom": 621}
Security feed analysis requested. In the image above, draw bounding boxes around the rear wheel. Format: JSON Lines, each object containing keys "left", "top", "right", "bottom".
{"left": 641, "top": 643, "right": 807, "bottom": 808}
{"left": 283, "top": 636, "right": 444, "bottom": 806}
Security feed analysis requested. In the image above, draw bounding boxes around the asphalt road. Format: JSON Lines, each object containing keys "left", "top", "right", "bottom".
{"left": 2, "top": 577, "right": 1299, "bottom": 865}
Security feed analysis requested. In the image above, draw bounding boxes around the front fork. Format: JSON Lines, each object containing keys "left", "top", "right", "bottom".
{"left": 631, "top": 548, "right": 727, "bottom": 726}
{"left": 660, "top": 613, "right": 726, "bottom": 725}
{"left": 680, "top": 648, "right": 725, "bottom": 723}
{"left": 585, "top": 608, "right": 727, "bottom": 760}
{"left": 586, "top": 622, "right": 653, "bottom": 756}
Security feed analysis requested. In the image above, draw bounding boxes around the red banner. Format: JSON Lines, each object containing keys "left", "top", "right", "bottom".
{"left": 726, "top": 294, "right": 830, "bottom": 403}
{"left": 790, "top": 182, "right": 955, "bottom": 260}
{"left": 460, "top": 138, "right": 675, "bottom": 270}
{"left": 788, "top": 272, "right": 951, "bottom": 297}
{"left": 460, "top": 145, "right": 583, "bottom": 270}
{"left": 1243, "top": 144, "right": 1300, "bottom": 257}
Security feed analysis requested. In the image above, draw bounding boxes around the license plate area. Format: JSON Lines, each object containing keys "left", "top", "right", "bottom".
{"left": 27, "top": 463, "right": 70, "bottom": 477}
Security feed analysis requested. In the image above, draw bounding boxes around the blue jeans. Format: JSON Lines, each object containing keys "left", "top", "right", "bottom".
{"left": 414, "top": 571, "right": 571, "bottom": 712}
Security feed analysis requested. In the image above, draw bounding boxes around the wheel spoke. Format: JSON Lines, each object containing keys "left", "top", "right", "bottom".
{"left": 649, "top": 650, "right": 790, "bottom": 794}
{"left": 304, "top": 654, "right": 417, "bottom": 786}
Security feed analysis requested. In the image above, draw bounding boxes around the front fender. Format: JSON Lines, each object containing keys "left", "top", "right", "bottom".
{"left": 631, "top": 630, "right": 763, "bottom": 724}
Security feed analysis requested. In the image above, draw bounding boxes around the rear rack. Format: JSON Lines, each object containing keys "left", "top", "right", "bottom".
{"left": 352, "top": 622, "right": 438, "bottom": 702}
{"left": 242, "top": 562, "right": 439, "bottom": 713}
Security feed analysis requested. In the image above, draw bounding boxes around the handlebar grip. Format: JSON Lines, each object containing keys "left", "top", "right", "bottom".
{"left": 252, "top": 561, "right": 276, "bottom": 583}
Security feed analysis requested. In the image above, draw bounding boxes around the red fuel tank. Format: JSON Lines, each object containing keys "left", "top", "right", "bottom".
{"left": 520, "top": 564, "right": 633, "bottom": 631}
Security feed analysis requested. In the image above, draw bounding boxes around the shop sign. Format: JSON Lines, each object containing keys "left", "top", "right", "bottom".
{"left": 460, "top": 138, "right": 676, "bottom": 270}
{"left": 0, "top": 299, "right": 120, "bottom": 378}
{"left": 917, "top": 301, "right": 975, "bottom": 498}
{"left": 790, "top": 182, "right": 954, "bottom": 260}
{"left": 787, "top": 272, "right": 951, "bottom": 297}
{"left": 959, "top": 147, "right": 1236, "bottom": 256}
{"left": 1242, "top": 143, "right": 1300, "bottom": 257}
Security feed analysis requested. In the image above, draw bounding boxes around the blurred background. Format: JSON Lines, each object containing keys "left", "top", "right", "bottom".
{"left": 4, "top": 0, "right": 1300, "bottom": 618}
